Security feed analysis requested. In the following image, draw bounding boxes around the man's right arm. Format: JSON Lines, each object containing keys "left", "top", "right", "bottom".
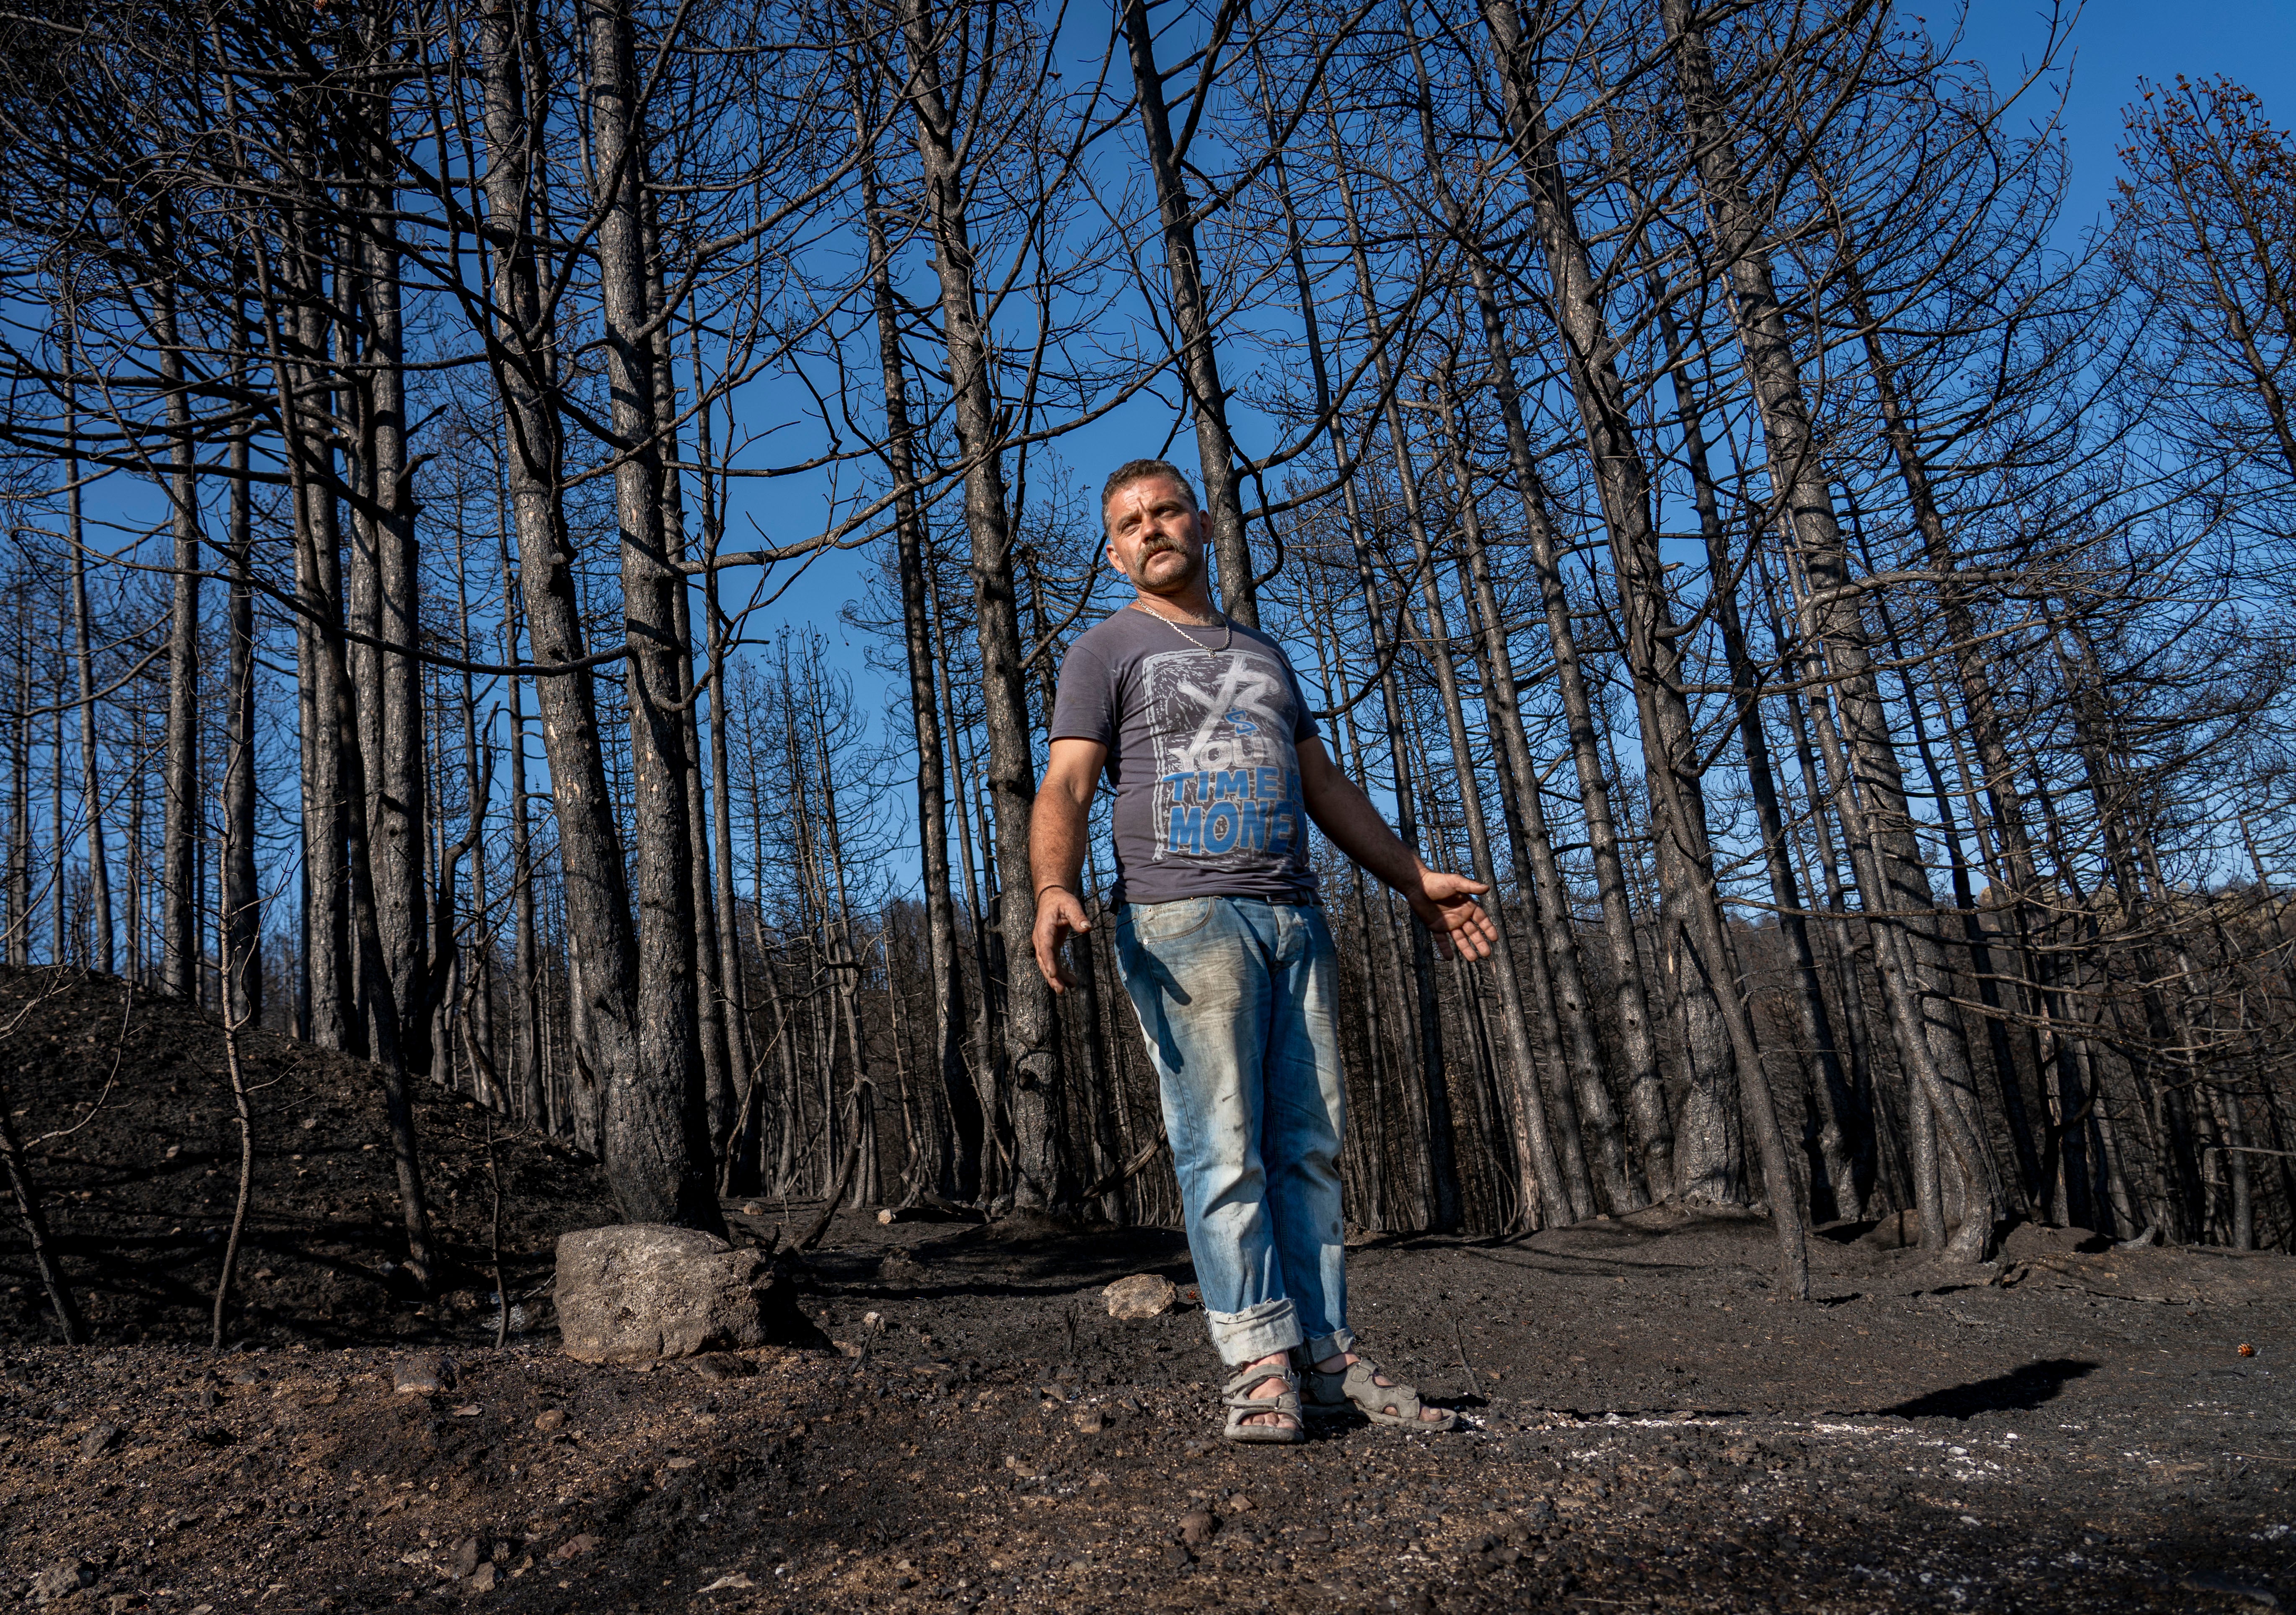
{"left": 1029, "top": 736, "right": 1107, "bottom": 993}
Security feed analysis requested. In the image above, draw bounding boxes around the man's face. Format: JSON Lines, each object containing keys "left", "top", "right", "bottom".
{"left": 1103, "top": 474, "right": 1205, "bottom": 597}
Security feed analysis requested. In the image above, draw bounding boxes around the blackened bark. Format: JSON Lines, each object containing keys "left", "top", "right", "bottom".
{"left": 1660, "top": 0, "right": 1993, "bottom": 1261}
{"left": 224, "top": 321, "right": 260, "bottom": 1026}
{"left": 363, "top": 184, "right": 429, "bottom": 1075}
{"left": 154, "top": 250, "right": 201, "bottom": 1002}
{"left": 640, "top": 190, "right": 735, "bottom": 1165}
{"left": 1398, "top": 388, "right": 1579, "bottom": 1227}
{"left": 1651, "top": 290, "right": 1860, "bottom": 1219}
{"left": 1271, "top": 129, "right": 1411, "bottom": 1228}
{"left": 583, "top": 0, "right": 724, "bottom": 1232}
{"left": 862, "top": 130, "right": 976, "bottom": 1200}
{"left": 496, "top": 501, "right": 544, "bottom": 1128}
{"left": 1120, "top": 0, "right": 1255, "bottom": 626}
{"left": 1327, "top": 117, "right": 1459, "bottom": 1230}
{"left": 64, "top": 371, "right": 113, "bottom": 979}
{"left": 480, "top": 0, "right": 657, "bottom": 1197}
{"left": 1483, "top": 0, "right": 1804, "bottom": 1290}
{"left": 1434, "top": 387, "right": 1639, "bottom": 1214}
{"left": 1423, "top": 121, "right": 1674, "bottom": 1196}
{"left": 291, "top": 272, "right": 354, "bottom": 1052}
{"left": 694, "top": 358, "right": 756, "bottom": 1188}
{"left": 901, "top": 0, "right": 1063, "bottom": 1209}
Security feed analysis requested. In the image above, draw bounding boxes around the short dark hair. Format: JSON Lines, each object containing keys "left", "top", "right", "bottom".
{"left": 1101, "top": 458, "right": 1197, "bottom": 520}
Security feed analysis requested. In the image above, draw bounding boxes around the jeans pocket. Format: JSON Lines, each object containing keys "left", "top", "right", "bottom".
{"left": 1121, "top": 897, "right": 1218, "bottom": 946}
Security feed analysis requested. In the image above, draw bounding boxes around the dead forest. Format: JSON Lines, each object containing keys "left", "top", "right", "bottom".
{"left": 0, "top": 0, "right": 2291, "bottom": 1311}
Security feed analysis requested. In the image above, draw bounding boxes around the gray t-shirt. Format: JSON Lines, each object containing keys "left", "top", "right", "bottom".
{"left": 1048, "top": 607, "right": 1320, "bottom": 906}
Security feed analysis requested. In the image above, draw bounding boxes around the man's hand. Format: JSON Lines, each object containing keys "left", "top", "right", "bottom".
{"left": 1032, "top": 888, "right": 1093, "bottom": 993}
{"left": 1028, "top": 737, "right": 1105, "bottom": 994}
{"left": 1298, "top": 738, "right": 1499, "bottom": 962}
{"left": 1407, "top": 870, "right": 1497, "bottom": 961}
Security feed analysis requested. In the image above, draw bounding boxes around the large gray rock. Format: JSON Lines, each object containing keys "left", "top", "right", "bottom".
{"left": 555, "top": 1224, "right": 816, "bottom": 1363}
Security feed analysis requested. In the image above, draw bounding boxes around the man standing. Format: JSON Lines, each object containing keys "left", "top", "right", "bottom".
{"left": 1031, "top": 459, "right": 1494, "bottom": 1443}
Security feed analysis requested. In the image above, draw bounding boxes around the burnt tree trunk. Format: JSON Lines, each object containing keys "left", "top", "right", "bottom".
{"left": 1120, "top": 0, "right": 1256, "bottom": 626}
{"left": 901, "top": 0, "right": 1064, "bottom": 1209}
{"left": 582, "top": 0, "right": 725, "bottom": 1231}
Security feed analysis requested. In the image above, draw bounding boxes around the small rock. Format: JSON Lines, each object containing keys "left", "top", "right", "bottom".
{"left": 29, "top": 1561, "right": 96, "bottom": 1604}
{"left": 466, "top": 1562, "right": 498, "bottom": 1593}
{"left": 1103, "top": 1273, "right": 1178, "bottom": 1321}
{"left": 105, "top": 1596, "right": 147, "bottom": 1613}
{"left": 393, "top": 1356, "right": 448, "bottom": 1395}
{"left": 78, "top": 1422, "right": 121, "bottom": 1460}
{"left": 699, "top": 1573, "right": 756, "bottom": 1593}
{"left": 451, "top": 1538, "right": 483, "bottom": 1579}
{"left": 691, "top": 1353, "right": 756, "bottom": 1382}
{"left": 1087, "top": 1470, "right": 1111, "bottom": 1490}
{"left": 1073, "top": 1408, "right": 1106, "bottom": 1435}
{"left": 1523, "top": 1498, "right": 1557, "bottom": 1525}
{"left": 740, "top": 1202, "right": 767, "bottom": 1216}
{"left": 666, "top": 1457, "right": 699, "bottom": 1470}
{"left": 877, "top": 1209, "right": 897, "bottom": 1225}
{"left": 1664, "top": 1466, "right": 1694, "bottom": 1486}
{"left": 1178, "top": 1509, "right": 1218, "bottom": 1547}
{"left": 533, "top": 1408, "right": 567, "bottom": 1432}
{"left": 863, "top": 1311, "right": 884, "bottom": 1332}
{"left": 1162, "top": 1544, "right": 1192, "bottom": 1569}
{"left": 452, "top": 1404, "right": 483, "bottom": 1417}
{"left": 166, "top": 1513, "right": 198, "bottom": 1531}
{"left": 551, "top": 1535, "right": 596, "bottom": 1561}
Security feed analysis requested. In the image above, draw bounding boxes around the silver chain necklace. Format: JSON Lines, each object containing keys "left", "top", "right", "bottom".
{"left": 1130, "top": 597, "right": 1231, "bottom": 655}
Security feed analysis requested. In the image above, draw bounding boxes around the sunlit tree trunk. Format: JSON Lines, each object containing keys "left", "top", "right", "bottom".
{"left": 901, "top": 0, "right": 1064, "bottom": 1209}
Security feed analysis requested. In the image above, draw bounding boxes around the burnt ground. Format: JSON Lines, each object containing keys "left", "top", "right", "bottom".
{"left": 0, "top": 965, "right": 2292, "bottom": 1612}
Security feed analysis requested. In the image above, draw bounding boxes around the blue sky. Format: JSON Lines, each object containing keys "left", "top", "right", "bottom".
{"left": 1951, "top": 0, "right": 2293, "bottom": 237}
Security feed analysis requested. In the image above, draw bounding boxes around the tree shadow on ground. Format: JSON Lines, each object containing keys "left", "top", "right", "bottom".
{"left": 1884, "top": 1358, "right": 2098, "bottom": 1418}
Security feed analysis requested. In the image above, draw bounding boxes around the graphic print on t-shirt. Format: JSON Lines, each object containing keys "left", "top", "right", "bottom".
{"left": 1143, "top": 647, "right": 1306, "bottom": 868}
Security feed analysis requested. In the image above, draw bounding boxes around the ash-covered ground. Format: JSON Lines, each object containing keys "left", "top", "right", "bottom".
{"left": 0, "top": 966, "right": 2288, "bottom": 1612}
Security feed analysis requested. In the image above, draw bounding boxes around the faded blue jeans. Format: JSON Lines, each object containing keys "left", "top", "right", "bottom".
{"left": 1113, "top": 896, "right": 1356, "bottom": 1369}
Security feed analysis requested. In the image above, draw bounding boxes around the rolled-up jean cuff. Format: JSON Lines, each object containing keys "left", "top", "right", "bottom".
{"left": 1206, "top": 1297, "right": 1303, "bottom": 1365}
{"left": 1304, "top": 1327, "right": 1355, "bottom": 1364}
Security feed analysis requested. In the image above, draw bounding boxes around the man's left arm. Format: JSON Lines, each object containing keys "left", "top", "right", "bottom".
{"left": 1295, "top": 737, "right": 1497, "bottom": 961}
